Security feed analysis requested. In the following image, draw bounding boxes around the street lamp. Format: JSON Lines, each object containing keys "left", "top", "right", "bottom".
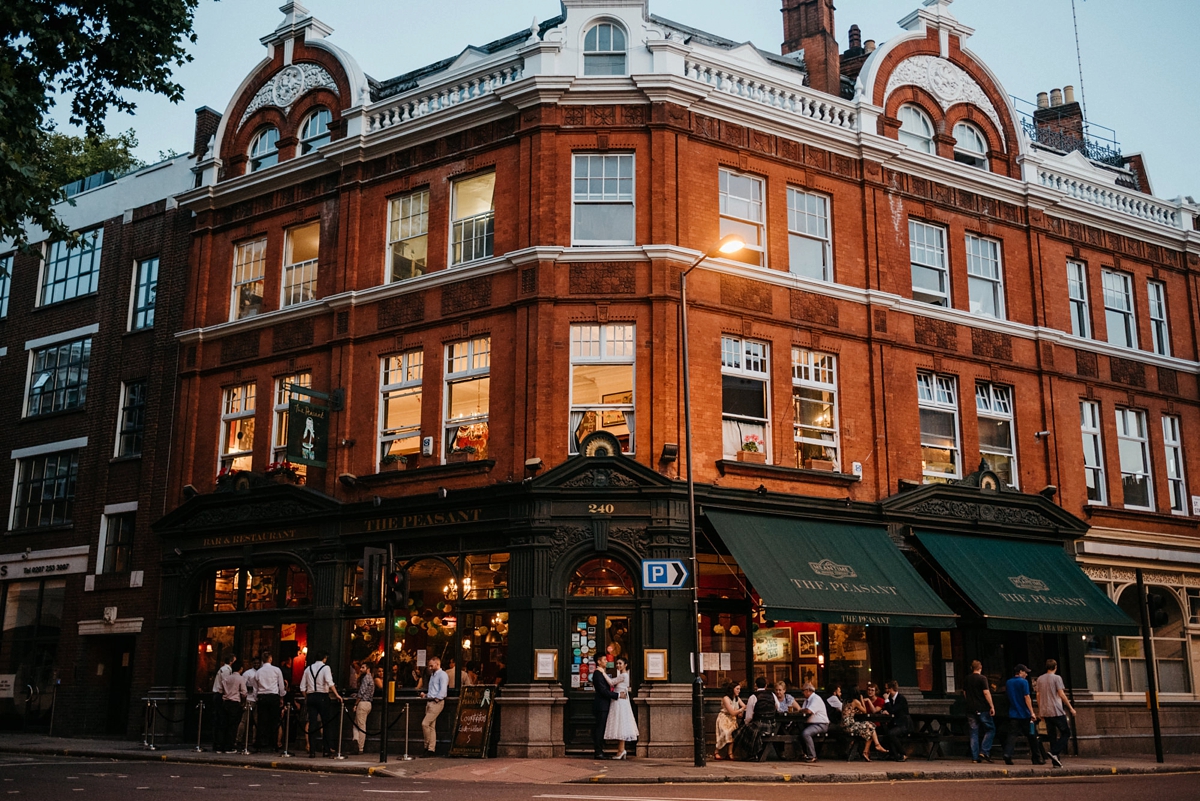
{"left": 680, "top": 233, "right": 743, "bottom": 768}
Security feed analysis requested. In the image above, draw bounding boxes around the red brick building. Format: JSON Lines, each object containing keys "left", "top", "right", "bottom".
{"left": 155, "top": 0, "right": 1200, "bottom": 755}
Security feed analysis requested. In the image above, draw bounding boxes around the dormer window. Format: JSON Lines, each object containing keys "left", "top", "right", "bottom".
{"left": 953, "top": 122, "right": 988, "bottom": 169}
{"left": 583, "top": 22, "right": 626, "bottom": 75}
{"left": 898, "top": 104, "right": 934, "bottom": 153}
{"left": 299, "top": 108, "right": 332, "bottom": 154}
{"left": 248, "top": 127, "right": 279, "bottom": 172}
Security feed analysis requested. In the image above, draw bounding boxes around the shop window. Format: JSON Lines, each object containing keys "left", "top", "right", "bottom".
{"left": 131, "top": 256, "right": 158, "bottom": 330}
{"left": 231, "top": 238, "right": 267, "bottom": 320}
{"left": 792, "top": 348, "right": 839, "bottom": 470}
{"left": 462, "top": 553, "right": 509, "bottom": 600}
{"left": 913, "top": 632, "right": 934, "bottom": 692}
{"left": 721, "top": 336, "right": 770, "bottom": 459}
{"left": 444, "top": 337, "right": 490, "bottom": 460}
{"left": 396, "top": 559, "right": 458, "bottom": 686}
{"left": 909, "top": 220, "right": 948, "bottom": 306}
{"left": 197, "top": 564, "right": 310, "bottom": 612}
{"left": 299, "top": 107, "right": 332, "bottom": 154}
{"left": 195, "top": 625, "right": 236, "bottom": 692}
{"left": 1116, "top": 586, "right": 1190, "bottom": 694}
{"left": 26, "top": 335, "right": 91, "bottom": 416}
{"left": 450, "top": 172, "right": 495, "bottom": 265}
{"left": 1084, "top": 633, "right": 1116, "bottom": 693}
{"left": 42, "top": 228, "right": 102, "bottom": 305}
{"left": 11, "top": 450, "right": 78, "bottom": 530}
{"left": 700, "top": 612, "right": 748, "bottom": 688}
{"left": 570, "top": 613, "right": 628, "bottom": 690}
{"left": 568, "top": 558, "right": 634, "bottom": 597}
{"left": 219, "top": 382, "right": 256, "bottom": 472}
{"left": 380, "top": 350, "right": 423, "bottom": 466}
{"left": 462, "top": 610, "right": 509, "bottom": 686}
{"left": 582, "top": 21, "right": 627, "bottom": 75}
{"left": 918, "top": 372, "right": 960, "bottom": 482}
{"left": 573, "top": 154, "right": 634, "bottom": 245}
{"left": 282, "top": 220, "right": 319, "bottom": 307}
{"left": 271, "top": 372, "right": 310, "bottom": 482}
{"left": 826, "top": 623, "right": 870, "bottom": 693}
{"left": 248, "top": 126, "right": 279, "bottom": 172}
{"left": 348, "top": 617, "right": 385, "bottom": 666}
{"left": 387, "top": 189, "right": 429, "bottom": 282}
{"left": 718, "top": 169, "right": 765, "bottom": 266}
{"left": 1115, "top": 407, "right": 1153, "bottom": 510}
{"left": 1, "top": 579, "right": 66, "bottom": 697}
{"left": 569, "top": 324, "right": 634, "bottom": 454}
{"left": 975, "top": 382, "right": 1017, "bottom": 488}
{"left": 1067, "top": 261, "right": 1091, "bottom": 338}
{"left": 898, "top": 104, "right": 934, "bottom": 153}
{"left": 697, "top": 553, "right": 746, "bottom": 600}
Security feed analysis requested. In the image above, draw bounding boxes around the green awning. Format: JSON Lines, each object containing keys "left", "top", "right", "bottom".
{"left": 705, "top": 510, "right": 957, "bottom": 628}
{"left": 914, "top": 530, "right": 1138, "bottom": 636}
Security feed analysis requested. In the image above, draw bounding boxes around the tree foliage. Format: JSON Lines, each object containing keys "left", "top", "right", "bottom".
{"left": 0, "top": 1, "right": 203, "bottom": 247}
{"left": 44, "top": 129, "right": 144, "bottom": 188}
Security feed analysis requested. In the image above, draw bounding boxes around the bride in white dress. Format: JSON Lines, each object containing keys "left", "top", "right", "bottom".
{"left": 604, "top": 656, "right": 639, "bottom": 758}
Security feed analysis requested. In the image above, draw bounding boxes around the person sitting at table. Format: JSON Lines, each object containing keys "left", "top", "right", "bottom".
{"left": 714, "top": 681, "right": 745, "bottom": 761}
{"left": 865, "top": 682, "right": 887, "bottom": 714}
{"left": 794, "top": 683, "right": 829, "bottom": 763}
{"left": 774, "top": 681, "right": 801, "bottom": 714}
{"left": 877, "top": 680, "right": 911, "bottom": 762}
{"left": 734, "top": 676, "right": 778, "bottom": 761}
{"left": 825, "top": 685, "right": 843, "bottom": 724}
{"left": 841, "top": 689, "right": 889, "bottom": 761}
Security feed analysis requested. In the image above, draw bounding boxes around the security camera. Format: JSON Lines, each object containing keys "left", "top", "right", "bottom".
{"left": 1034, "top": 431, "right": 1051, "bottom": 440}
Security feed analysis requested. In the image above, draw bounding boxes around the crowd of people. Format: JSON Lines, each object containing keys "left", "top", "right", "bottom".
{"left": 963, "top": 658, "right": 1076, "bottom": 767}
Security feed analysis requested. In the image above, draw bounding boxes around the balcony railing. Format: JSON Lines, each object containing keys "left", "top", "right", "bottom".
{"left": 1011, "top": 97, "right": 1123, "bottom": 168}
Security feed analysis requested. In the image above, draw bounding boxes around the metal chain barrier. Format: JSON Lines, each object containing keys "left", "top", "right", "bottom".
{"left": 153, "top": 702, "right": 187, "bottom": 725}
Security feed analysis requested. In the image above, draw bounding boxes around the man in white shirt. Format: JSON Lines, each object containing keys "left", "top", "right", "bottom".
{"left": 219, "top": 663, "right": 247, "bottom": 753}
{"left": 254, "top": 651, "right": 285, "bottom": 752}
{"left": 795, "top": 683, "right": 829, "bottom": 762}
{"left": 211, "top": 653, "right": 234, "bottom": 751}
{"left": 236, "top": 658, "right": 260, "bottom": 750}
{"left": 420, "top": 656, "right": 448, "bottom": 756}
{"left": 300, "top": 650, "right": 343, "bottom": 757}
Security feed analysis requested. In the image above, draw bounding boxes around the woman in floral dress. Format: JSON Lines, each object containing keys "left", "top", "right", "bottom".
{"left": 842, "top": 690, "right": 888, "bottom": 761}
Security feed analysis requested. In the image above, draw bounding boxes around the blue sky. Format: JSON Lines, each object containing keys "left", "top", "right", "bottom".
{"left": 63, "top": 0, "right": 1199, "bottom": 200}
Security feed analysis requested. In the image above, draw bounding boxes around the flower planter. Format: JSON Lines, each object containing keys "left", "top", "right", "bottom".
{"left": 804, "top": 458, "right": 835, "bottom": 472}
{"left": 736, "top": 450, "right": 767, "bottom": 464}
{"left": 266, "top": 471, "right": 299, "bottom": 485}
{"left": 380, "top": 460, "right": 406, "bottom": 472}
{"left": 447, "top": 451, "right": 474, "bottom": 464}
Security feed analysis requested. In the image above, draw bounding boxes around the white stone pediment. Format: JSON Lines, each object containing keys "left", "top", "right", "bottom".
{"left": 884, "top": 54, "right": 1004, "bottom": 145}
{"left": 239, "top": 62, "right": 339, "bottom": 127}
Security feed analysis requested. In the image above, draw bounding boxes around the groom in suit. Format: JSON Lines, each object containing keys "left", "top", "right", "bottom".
{"left": 591, "top": 658, "right": 619, "bottom": 759}
{"left": 879, "top": 679, "right": 912, "bottom": 761}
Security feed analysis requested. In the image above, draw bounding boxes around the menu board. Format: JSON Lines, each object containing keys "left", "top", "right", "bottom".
{"left": 449, "top": 685, "right": 497, "bottom": 758}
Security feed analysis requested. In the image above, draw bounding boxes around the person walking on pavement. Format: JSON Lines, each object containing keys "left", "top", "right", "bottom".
{"left": 351, "top": 660, "right": 375, "bottom": 755}
{"left": 964, "top": 660, "right": 996, "bottom": 763}
{"left": 420, "top": 656, "right": 448, "bottom": 757}
{"left": 1035, "top": 659, "right": 1076, "bottom": 768}
{"left": 219, "top": 661, "right": 247, "bottom": 753}
{"left": 301, "top": 650, "right": 343, "bottom": 757}
{"left": 1003, "top": 664, "right": 1043, "bottom": 765}
{"left": 255, "top": 651, "right": 284, "bottom": 753}
{"left": 211, "top": 653, "right": 234, "bottom": 750}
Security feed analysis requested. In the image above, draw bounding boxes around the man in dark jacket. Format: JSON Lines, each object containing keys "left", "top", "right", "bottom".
{"left": 591, "top": 659, "right": 619, "bottom": 759}
{"left": 879, "top": 680, "right": 911, "bottom": 761}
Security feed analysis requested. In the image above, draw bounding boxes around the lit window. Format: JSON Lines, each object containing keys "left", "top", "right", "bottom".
{"left": 918, "top": 372, "right": 959, "bottom": 482}
{"left": 42, "top": 229, "right": 103, "bottom": 305}
{"left": 792, "top": 349, "right": 839, "bottom": 470}
{"left": 272, "top": 372, "right": 311, "bottom": 481}
{"left": 573, "top": 154, "right": 634, "bottom": 245}
{"left": 1162, "top": 416, "right": 1187, "bottom": 515}
{"left": 220, "top": 383, "right": 256, "bottom": 472}
{"left": 787, "top": 189, "right": 831, "bottom": 281}
{"left": 1067, "top": 261, "right": 1090, "bottom": 338}
{"left": 388, "top": 189, "right": 429, "bottom": 282}
{"left": 721, "top": 337, "right": 770, "bottom": 459}
{"left": 0, "top": 253, "right": 11, "bottom": 317}
{"left": 909, "top": 220, "right": 948, "bottom": 306}
{"left": 1115, "top": 408, "right": 1153, "bottom": 510}
{"left": 952, "top": 122, "right": 988, "bottom": 169}
{"left": 27, "top": 336, "right": 91, "bottom": 416}
{"left": 444, "top": 338, "right": 490, "bottom": 460}
{"left": 116, "top": 381, "right": 146, "bottom": 458}
{"left": 299, "top": 108, "right": 332, "bottom": 154}
{"left": 570, "top": 325, "right": 634, "bottom": 454}
{"left": 898, "top": 104, "right": 934, "bottom": 153}
{"left": 379, "top": 351, "right": 423, "bottom": 465}
{"left": 1101, "top": 269, "right": 1136, "bottom": 349}
{"left": 248, "top": 127, "right": 279, "bottom": 172}
{"left": 1147, "top": 280, "right": 1170, "bottom": 356}
{"left": 450, "top": 172, "right": 495, "bottom": 265}
{"left": 231, "top": 238, "right": 266, "bottom": 320}
{"left": 719, "top": 169, "right": 765, "bottom": 267}
{"left": 966, "top": 235, "right": 1004, "bottom": 318}
{"left": 131, "top": 256, "right": 158, "bottom": 330}
{"left": 976, "top": 383, "right": 1016, "bottom": 488}
{"left": 583, "top": 22, "right": 627, "bottom": 76}
{"left": 1080, "top": 400, "right": 1106, "bottom": 504}
{"left": 282, "top": 221, "right": 319, "bottom": 307}
{"left": 101, "top": 512, "right": 134, "bottom": 574}
{"left": 11, "top": 451, "right": 78, "bottom": 529}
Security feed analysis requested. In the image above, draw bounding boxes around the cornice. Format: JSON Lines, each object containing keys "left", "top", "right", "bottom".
{"left": 177, "top": 150, "right": 340, "bottom": 213}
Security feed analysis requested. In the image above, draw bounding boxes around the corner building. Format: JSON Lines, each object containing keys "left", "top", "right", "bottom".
{"left": 157, "top": 0, "right": 1200, "bottom": 755}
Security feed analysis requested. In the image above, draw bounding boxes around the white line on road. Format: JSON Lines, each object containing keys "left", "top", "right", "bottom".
{"left": 534, "top": 796, "right": 761, "bottom": 801}
{"left": 362, "top": 792, "right": 431, "bottom": 795}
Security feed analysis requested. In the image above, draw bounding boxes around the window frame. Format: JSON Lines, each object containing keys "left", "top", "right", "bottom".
{"left": 230, "top": 238, "right": 267, "bottom": 320}
{"left": 248, "top": 126, "right": 280, "bottom": 172}
{"left": 1080, "top": 400, "right": 1106, "bottom": 505}
{"left": 378, "top": 350, "right": 424, "bottom": 467}
{"left": 387, "top": 188, "right": 430, "bottom": 283}
{"left": 219, "top": 382, "right": 256, "bottom": 472}
{"left": 1147, "top": 280, "right": 1170, "bottom": 356}
{"left": 40, "top": 228, "right": 103, "bottom": 306}
{"left": 791, "top": 348, "right": 839, "bottom": 470}
{"left": 281, "top": 220, "right": 320, "bottom": 308}
{"left": 571, "top": 153, "right": 635, "bottom": 246}
{"left": 99, "top": 511, "right": 135, "bottom": 574}
{"left": 898, "top": 104, "right": 934, "bottom": 153}
{"left": 443, "top": 337, "right": 491, "bottom": 461}
{"left": 975, "top": 382, "right": 1017, "bottom": 489}
{"left": 1101, "top": 269, "right": 1137, "bottom": 349}
{"left": 965, "top": 234, "right": 1004, "bottom": 318}
{"left": 25, "top": 335, "right": 92, "bottom": 417}
{"left": 1067, "top": 261, "right": 1091, "bottom": 338}
{"left": 114, "top": 380, "right": 147, "bottom": 458}
{"left": 718, "top": 168, "right": 766, "bottom": 267}
{"left": 130, "top": 256, "right": 159, "bottom": 331}
{"left": 917, "top": 371, "right": 961, "bottom": 482}
{"left": 582, "top": 21, "right": 627, "bottom": 76}
{"left": 0, "top": 252, "right": 11, "bottom": 318}
{"left": 1162, "top": 415, "right": 1187, "bottom": 515}
{"left": 1115, "top": 407, "right": 1153, "bottom": 511}
{"left": 271, "top": 372, "right": 311, "bottom": 477}
{"left": 909, "top": 220, "right": 949, "bottom": 307}
{"left": 450, "top": 171, "right": 496, "bottom": 266}
{"left": 569, "top": 324, "right": 635, "bottom": 455}
{"left": 10, "top": 450, "right": 78, "bottom": 530}
{"left": 786, "top": 188, "right": 831, "bottom": 281}
{"left": 299, "top": 107, "right": 332, "bottom": 154}
{"left": 952, "top": 121, "right": 988, "bottom": 169}
{"left": 721, "top": 336, "right": 771, "bottom": 460}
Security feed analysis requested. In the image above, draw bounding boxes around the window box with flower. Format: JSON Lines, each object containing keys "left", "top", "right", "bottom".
{"left": 447, "top": 445, "right": 477, "bottom": 464}
{"left": 737, "top": 434, "right": 767, "bottom": 464}
{"left": 265, "top": 460, "right": 300, "bottom": 484}
{"left": 380, "top": 453, "right": 409, "bottom": 472}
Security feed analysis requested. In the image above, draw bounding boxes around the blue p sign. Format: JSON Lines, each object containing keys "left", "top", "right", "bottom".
{"left": 642, "top": 559, "right": 689, "bottom": 589}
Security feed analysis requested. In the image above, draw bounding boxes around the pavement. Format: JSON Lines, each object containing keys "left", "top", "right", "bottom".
{"left": 0, "top": 733, "right": 1196, "bottom": 784}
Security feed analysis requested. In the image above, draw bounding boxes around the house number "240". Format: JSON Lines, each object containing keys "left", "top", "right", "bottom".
{"left": 587, "top": 503, "right": 615, "bottom": 514}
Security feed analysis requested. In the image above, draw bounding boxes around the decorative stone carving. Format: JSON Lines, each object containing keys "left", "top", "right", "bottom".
{"left": 569, "top": 263, "right": 635, "bottom": 295}
{"left": 907, "top": 499, "right": 1055, "bottom": 529}
{"left": 884, "top": 56, "right": 1005, "bottom": 144}
{"left": 560, "top": 469, "right": 640, "bottom": 489}
{"left": 548, "top": 524, "right": 648, "bottom": 562}
{"left": 720, "top": 276, "right": 772, "bottom": 313}
{"left": 240, "top": 63, "right": 338, "bottom": 127}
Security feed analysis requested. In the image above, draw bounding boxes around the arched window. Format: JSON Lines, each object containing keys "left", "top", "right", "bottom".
{"left": 897, "top": 104, "right": 934, "bottom": 154}
{"left": 583, "top": 22, "right": 627, "bottom": 76}
{"left": 196, "top": 562, "right": 311, "bottom": 612}
{"left": 569, "top": 557, "right": 634, "bottom": 597}
{"left": 248, "top": 126, "right": 280, "bottom": 172}
{"left": 953, "top": 122, "right": 989, "bottom": 169}
{"left": 300, "top": 108, "right": 332, "bottom": 154}
{"left": 1114, "top": 585, "right": 1191, "bottom": 694}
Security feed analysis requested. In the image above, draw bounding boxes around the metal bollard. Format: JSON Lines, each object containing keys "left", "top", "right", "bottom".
{"left": 195, "top": 699, "right": 205, "bottom": 752}
{"left": 148, "top": 699, "right": 157, "bottom": 750}
{"left": 142, "top": 698, "right": 151, "bottom": 748}
{"left": 241, "top": 701, "right": 254, "bottom": 755}
{"left": 281, "top": 701, "right": 292, "bottom": 758}
{"left": 334, "top": 700, "right": 347, "bottom": 760}
{"left": 401, "top": 702, "right": 412, "bottom": 761}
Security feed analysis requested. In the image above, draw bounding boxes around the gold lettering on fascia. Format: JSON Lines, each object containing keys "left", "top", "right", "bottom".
{"left": 363, "top": 509, "right": 482, "bottom": 533}
{"left": 791, "top": 578, "right": 899, "bottom": 595}
{"left": 1036, "top": 622, "right": 1095, "bottom": 634}
{"left": 200, "top": 530, "right": 297, "bottom": 548}
{"left": 997, "top": 592, "right": 1088, "bottom": 607}
{"left": 840, "top": 614, "right": 892, "bottom": 625}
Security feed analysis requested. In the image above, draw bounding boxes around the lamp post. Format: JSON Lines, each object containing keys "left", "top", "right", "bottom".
{"left": 680, "top": 234, "right": 744, "bottom": 768}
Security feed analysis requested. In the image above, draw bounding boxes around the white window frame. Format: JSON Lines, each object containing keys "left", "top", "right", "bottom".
{"left": 1102, "top": 269, "right": 1137, "bottom": 349}
{"left": 1147, "top": 280, "right": 1170, "bottom": 356}
{"left": 443, "top": 337, "right": 491, "bottom": 461}
{"left": 129, "top": 256, "right": 158, "bottom": 331}
{"left": 248, "top": 127, "right": 279, "bottom": 172}
{"left": 230, "top": 238, "right": 267, "bottom": 320}
{"left": 965, "top": 235, "right": 1004, "bottom": 318}
{"left": 299, "top": 107, "right": 332, "bottom": 154}
{"left": 114, "top": 380, "right": 147, "bottom": 459}
{"left": 378, "top": 351, "right": 423, "bottom": 466}
{"left": 721, "top": 336, "right": 771, "bottom": 460}
{"left": 450, "top": 172, "right": 495, "bottom": 266}
{"left": 98, "top": 507, "right": 136, "bottom": 575}
{"left": 272, "top": 372, "right": 312, "bottom": 472}
{"left": 1080, "top": 400, "right": 1106, "bottom": 505}
{"left": 571, "top": 153, "right": 635, "bottom": 246}
{"left": 786, "top": 188, "right": 831, "bottom": 281}
{"left": 909, "top": 220, "right": 948, "bottom": 307}
{"left": 975, "top": 382, "right": 1017, "bottom": 489}
{"left": 387, "top": 188, "right": 430, "bottom": 283}
{"left": 569, "top": 324, "right": 635, "bottom": 455}
{"left": 918, "top": 372, "right": 961, "bottom": 482}
{"left": 1162, "top": 415, "right": 1187, "bottom": 515}
{"left": 952, "top": 122, "right": 988, "bottom": 169}
{"left": 1067, "top": 261, "right": 1091, "bottom": 338}
{"left": 1115, "top": 407, "right": 1154, "bottom": 511}
{"left": 281, "top": 221, "right": 319, "bottom": 307}
{"left": 582, "top": 21, "right": 627, "bottom": 76}
{"left": 219, "top": 382, "right": 256, "bottom": 472}
{"left": 898, "top": 104, "right": 934, "bottom": 153}
{"left": 718, "top": 169, "right": 765, "bottom": 267}
{"left": 792, "top": 348, "right": 839, "bottom": 470}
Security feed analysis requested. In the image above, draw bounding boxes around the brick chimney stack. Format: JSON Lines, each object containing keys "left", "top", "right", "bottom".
{"left": 782, "top": 0, "right": 841, "bottom": 96}
{"left": 1033, "top": 85, "right": 1084, "bottom": 145}
{"left": 193, "top": 106, "right": 223, "bottom": 160}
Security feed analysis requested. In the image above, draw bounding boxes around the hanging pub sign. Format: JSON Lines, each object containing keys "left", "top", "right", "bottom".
{"left": 286, "top": 399, "right": 329, "bottom": 468}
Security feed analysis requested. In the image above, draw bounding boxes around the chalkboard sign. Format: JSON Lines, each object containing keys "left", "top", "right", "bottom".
{"left": 448, "top": 685, "right": 497, "bottom": 758}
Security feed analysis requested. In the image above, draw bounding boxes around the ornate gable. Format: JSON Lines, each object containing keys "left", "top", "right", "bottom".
{"left": 882, "top": 480, "right": 1087, "bottom": 539}
{"left": 153, "top": 484, "right": 341, "bottom": 534}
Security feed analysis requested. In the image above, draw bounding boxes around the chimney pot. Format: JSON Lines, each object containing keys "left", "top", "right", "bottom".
{"left": 1036, "top": 92, "right": 1049, "bottom": 109}
{"left": 848, "top": 24, "right": 861, "bottom": 49}
{"left": 864, "top": 39, "right": 876, "bottom": 52}
{"left": 781, "top": 0, "right": 840, "bottom": 96}
{"left": 1050, "top": 88, "right": 1063, "bottom": 107}
{"left": 1063, "top": 85, "right": 1075, "bottom": 104}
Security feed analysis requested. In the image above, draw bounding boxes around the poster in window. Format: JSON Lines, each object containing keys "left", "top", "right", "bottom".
{"left": 752, "top": 627, "right": 792, "bottom": 662}
{"left": 286, "top": 399, "right": 329, "bottom": 467}
{"left": 601, "top": 391, "right": 632, "bottom": 428}
{"left": 797, "top": 631, "right": 818, "bottom": 658}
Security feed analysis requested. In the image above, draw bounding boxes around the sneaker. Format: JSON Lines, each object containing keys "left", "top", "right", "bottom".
{"left": 1003, "top": 756, "right": 1013, "bottom": 765}
{"left": 1049, "top": 754, "right": 1062, "bottom": 768}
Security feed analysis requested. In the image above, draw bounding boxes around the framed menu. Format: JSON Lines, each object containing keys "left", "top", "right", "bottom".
{"left": 643, "top": 649, "right": 668, "bottom": 681}
{"left": 534, "top": 648, "right": 558, "bottom": 681}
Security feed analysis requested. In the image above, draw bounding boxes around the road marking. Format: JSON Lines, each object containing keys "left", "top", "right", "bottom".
{"left": 137, "top": 788, "right": 149, "bottom": 790}
{"left": 534, "top": 796, "right": 761, "bottom": 801}
{"left": 362, "top": 792, "right": 430, "bottom": 795}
